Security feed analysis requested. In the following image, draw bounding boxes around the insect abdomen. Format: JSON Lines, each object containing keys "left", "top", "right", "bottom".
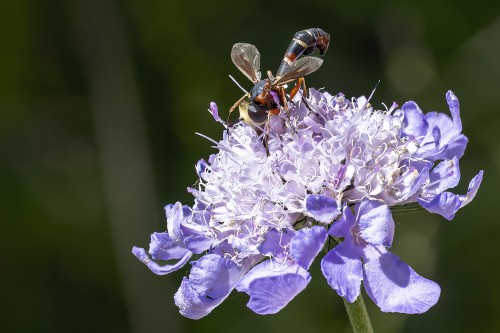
{"left": 276, "top": 28, "right": 330, "bottom": 77}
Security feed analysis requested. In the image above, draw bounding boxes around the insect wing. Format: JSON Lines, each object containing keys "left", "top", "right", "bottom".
{"left": 274, "top": 56, "right": 323, "bottom": 85}
{"left": 231, "top": 43, "right": 261, "bottom": 83}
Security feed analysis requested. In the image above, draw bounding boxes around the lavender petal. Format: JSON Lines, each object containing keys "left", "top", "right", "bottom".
{"left": 305, "top": 194, "right": 341, "bottom": 224}
{"left": 174, "top": 254, "right": 242, "bottom": 319}
{"left": 149, "top": 232, "right": 190, "bottom": 260}
{"left": 362, "top": 246, "right": 440, "bottom": 314}
{"left": 237, "top": 259, "right": 310, "bottom": 315}
{"left": 258, "top": 228, "right": 295, "bottom": 258}
{"left": 321, "top": 238, "right": 363, "bottom": 303}
{"left": 401, "top": 101, "right": 428, "bottom": 138}
{"left": 132, "top": 246, "right": 192, "bottom": 275}
{"left": 290, "top": 226, "right": 327, "bottom": 270}
{"left": 328, "top": 205, "right": 355, "bottom": 238}
{"left": 357, "top": 199, "right": 395, "bottom": 248}
{"left": 418, "top": 192, "right": 463, "bottom": 220}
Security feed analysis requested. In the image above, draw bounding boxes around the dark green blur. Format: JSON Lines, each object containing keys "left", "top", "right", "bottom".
{"left": 1, "top": 0, "right": 498, "bottom": 332}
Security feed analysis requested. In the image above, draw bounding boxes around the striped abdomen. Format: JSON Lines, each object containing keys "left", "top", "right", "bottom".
{"left": 276, "top": 28, "right": 330, "bottom": 77}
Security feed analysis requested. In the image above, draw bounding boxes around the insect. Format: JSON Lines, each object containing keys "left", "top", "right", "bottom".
{"left": 229, "top": 28, "right": 330, "bottom": 128}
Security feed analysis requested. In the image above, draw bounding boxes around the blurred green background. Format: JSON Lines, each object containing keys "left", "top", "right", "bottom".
{"left": 1, "top": 0, "right": 498, "bottom": 332}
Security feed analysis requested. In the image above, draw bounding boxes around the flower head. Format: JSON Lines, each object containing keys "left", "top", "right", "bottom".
{"left": 133, "top": 88, "right": 482, "bottom": 319}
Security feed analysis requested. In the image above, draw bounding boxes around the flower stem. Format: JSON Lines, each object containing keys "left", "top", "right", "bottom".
{"left": 343, "top": 294, "right": 374, "bottom": 333}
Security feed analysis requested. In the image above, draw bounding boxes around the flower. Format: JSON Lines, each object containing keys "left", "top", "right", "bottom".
{"left": 133, "top": 89, "right": 483, "bottom": 319}
{"left": 320, "top": 199, "right": 440, "bottom": 313}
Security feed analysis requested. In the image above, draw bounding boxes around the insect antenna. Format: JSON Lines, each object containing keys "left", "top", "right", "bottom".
{"left": 229, "top": 75, "right": 248, "bottom": 94}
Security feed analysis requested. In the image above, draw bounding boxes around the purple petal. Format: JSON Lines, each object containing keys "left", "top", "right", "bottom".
{"left": 432, "top": 126, "right": 441, "bottom": 148}
{"left": 303, "top": 116, "right": 323, "bottom": 133}
{"left": 299, "top": 139, "right": 314, "bottom": 155}
{"left": 208, "top": 101, "right": 222, "bottom": 123}
{"left": 305, "top": 194, "right": 341, "bottom": 223}
{"left": 236, "top": 259, "right": 302, "bottom": 291}
{"left": 236, "top": 259, "right": 310, "bottom": 315}
{"left": 427, "top": 157, "right": 461, "bottom": 194}
{"left": 461, "top": 170, "right": 483, "bottom": 206}
{"left": 423, "top": 113, "right": 453, "bottom": 139}
{"left": 290, "top": 226, "right": 328, "bottom": 269}
{"left": 245, "top": 273, "right": 310, "bottom": 315}
{"left": 446, "top": 90, "right": 462, "bottom": 134}
{"left": 132, "top": 246, "right": 192, "bottom": 275}
{"left": 209, "top": 240, "right": 237, "bottom": 258}
{"left": 417, "top": 192, "right": 463, "bottom": 220}
{"left": 400, "top": 167, "right": 429, "bottom": 201}
{"left": 417, "top": 170, "right": 482, "bottom": 221}
{"left": 357, "top": 199, "right": 395, "bottom": 248}
{"left": 401, "top": 101, "right": 428, "bottom": 138}
{"left": 258, "top": 228, "right": 295, "bottom": 257}
{"left": 270, "top": 91, "right": 281, "bottom": 106}
{"left": 321, "top": 238, "right": 363, "bottom": 303}
{"left": 179, "top": 206, "right": 211, "bottom": 238}
{"left": 195, "top": 159, "right": 208, "bottom": 177}
{"left": 404, "top": 159, "right": 433, "bottom": 174}
{"left": 417, "top": 91, "right": 468, "bottom": 162}
{"left": 187, "top": 254, "right": 242, "bottom": 299}
{"left": 174, "top": 278, "right": 208, "bottom": 320}
{"left": 149, "top": 232, "right": 190, "bottom": 260}
{"left": 166, "top": 202, "right": 190, "bottom": 245}
{"left": 417, "top": 170, "right": 483, "bottom": 220}
{"left": 417, "top": 97, "right": 468, "bottom": 161}
{"left": 440, "top": 134, "right": 468, "bottom": 161}
{"left": 174, "top": 254, "right": 242, "bottom": 319}
{"left": 329, "top": 205, "right": 355, "bottom": 238}
{"left": 362, "top": 246, "right": 440, "bottom": 314}
{"left": 183, "top": 235, "right": 216, "bottom": 254}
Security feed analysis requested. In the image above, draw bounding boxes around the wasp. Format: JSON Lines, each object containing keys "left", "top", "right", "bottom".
{"left": 229, "top": 28, "right": 330, "bottom": 128}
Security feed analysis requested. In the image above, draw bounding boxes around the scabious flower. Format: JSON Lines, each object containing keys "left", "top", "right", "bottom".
{"left": 133, "top": 89, "right": 483, "bottom": 319}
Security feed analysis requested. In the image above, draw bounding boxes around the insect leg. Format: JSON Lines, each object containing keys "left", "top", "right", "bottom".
{"left": 289, "top": 77, "right": 307, "bottom": 100}
{"left": 301, "top": 77, "right": 308, "bottom": 98}
{"left": 264, "top": 112, "right": 271, "bottom": 156}
{"left": 278, "top": 86, "right": 290, "bottom": 118}
{"left": 227, "top": 93, "right": 249, "bottom": 123}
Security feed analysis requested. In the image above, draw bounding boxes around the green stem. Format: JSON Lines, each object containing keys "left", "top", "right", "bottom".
{"left": 343, "top": 294, "right": 374, "bottom": 333}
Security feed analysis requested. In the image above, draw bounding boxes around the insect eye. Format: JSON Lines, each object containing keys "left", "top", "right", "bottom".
{"left": 247, "top": 104, "right": 268, "bottom": 124}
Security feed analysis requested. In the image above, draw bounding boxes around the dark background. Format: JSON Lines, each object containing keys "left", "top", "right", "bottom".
{"left": 1, "top": 0, "right": 498, "bottom": 332}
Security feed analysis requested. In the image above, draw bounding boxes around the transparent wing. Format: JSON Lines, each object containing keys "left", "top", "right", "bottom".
{"left": 274, "top": 56, "right": 323, "bottom": 85}
{"left": 231, "top": 43, "right": 261, "bottom": 83}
